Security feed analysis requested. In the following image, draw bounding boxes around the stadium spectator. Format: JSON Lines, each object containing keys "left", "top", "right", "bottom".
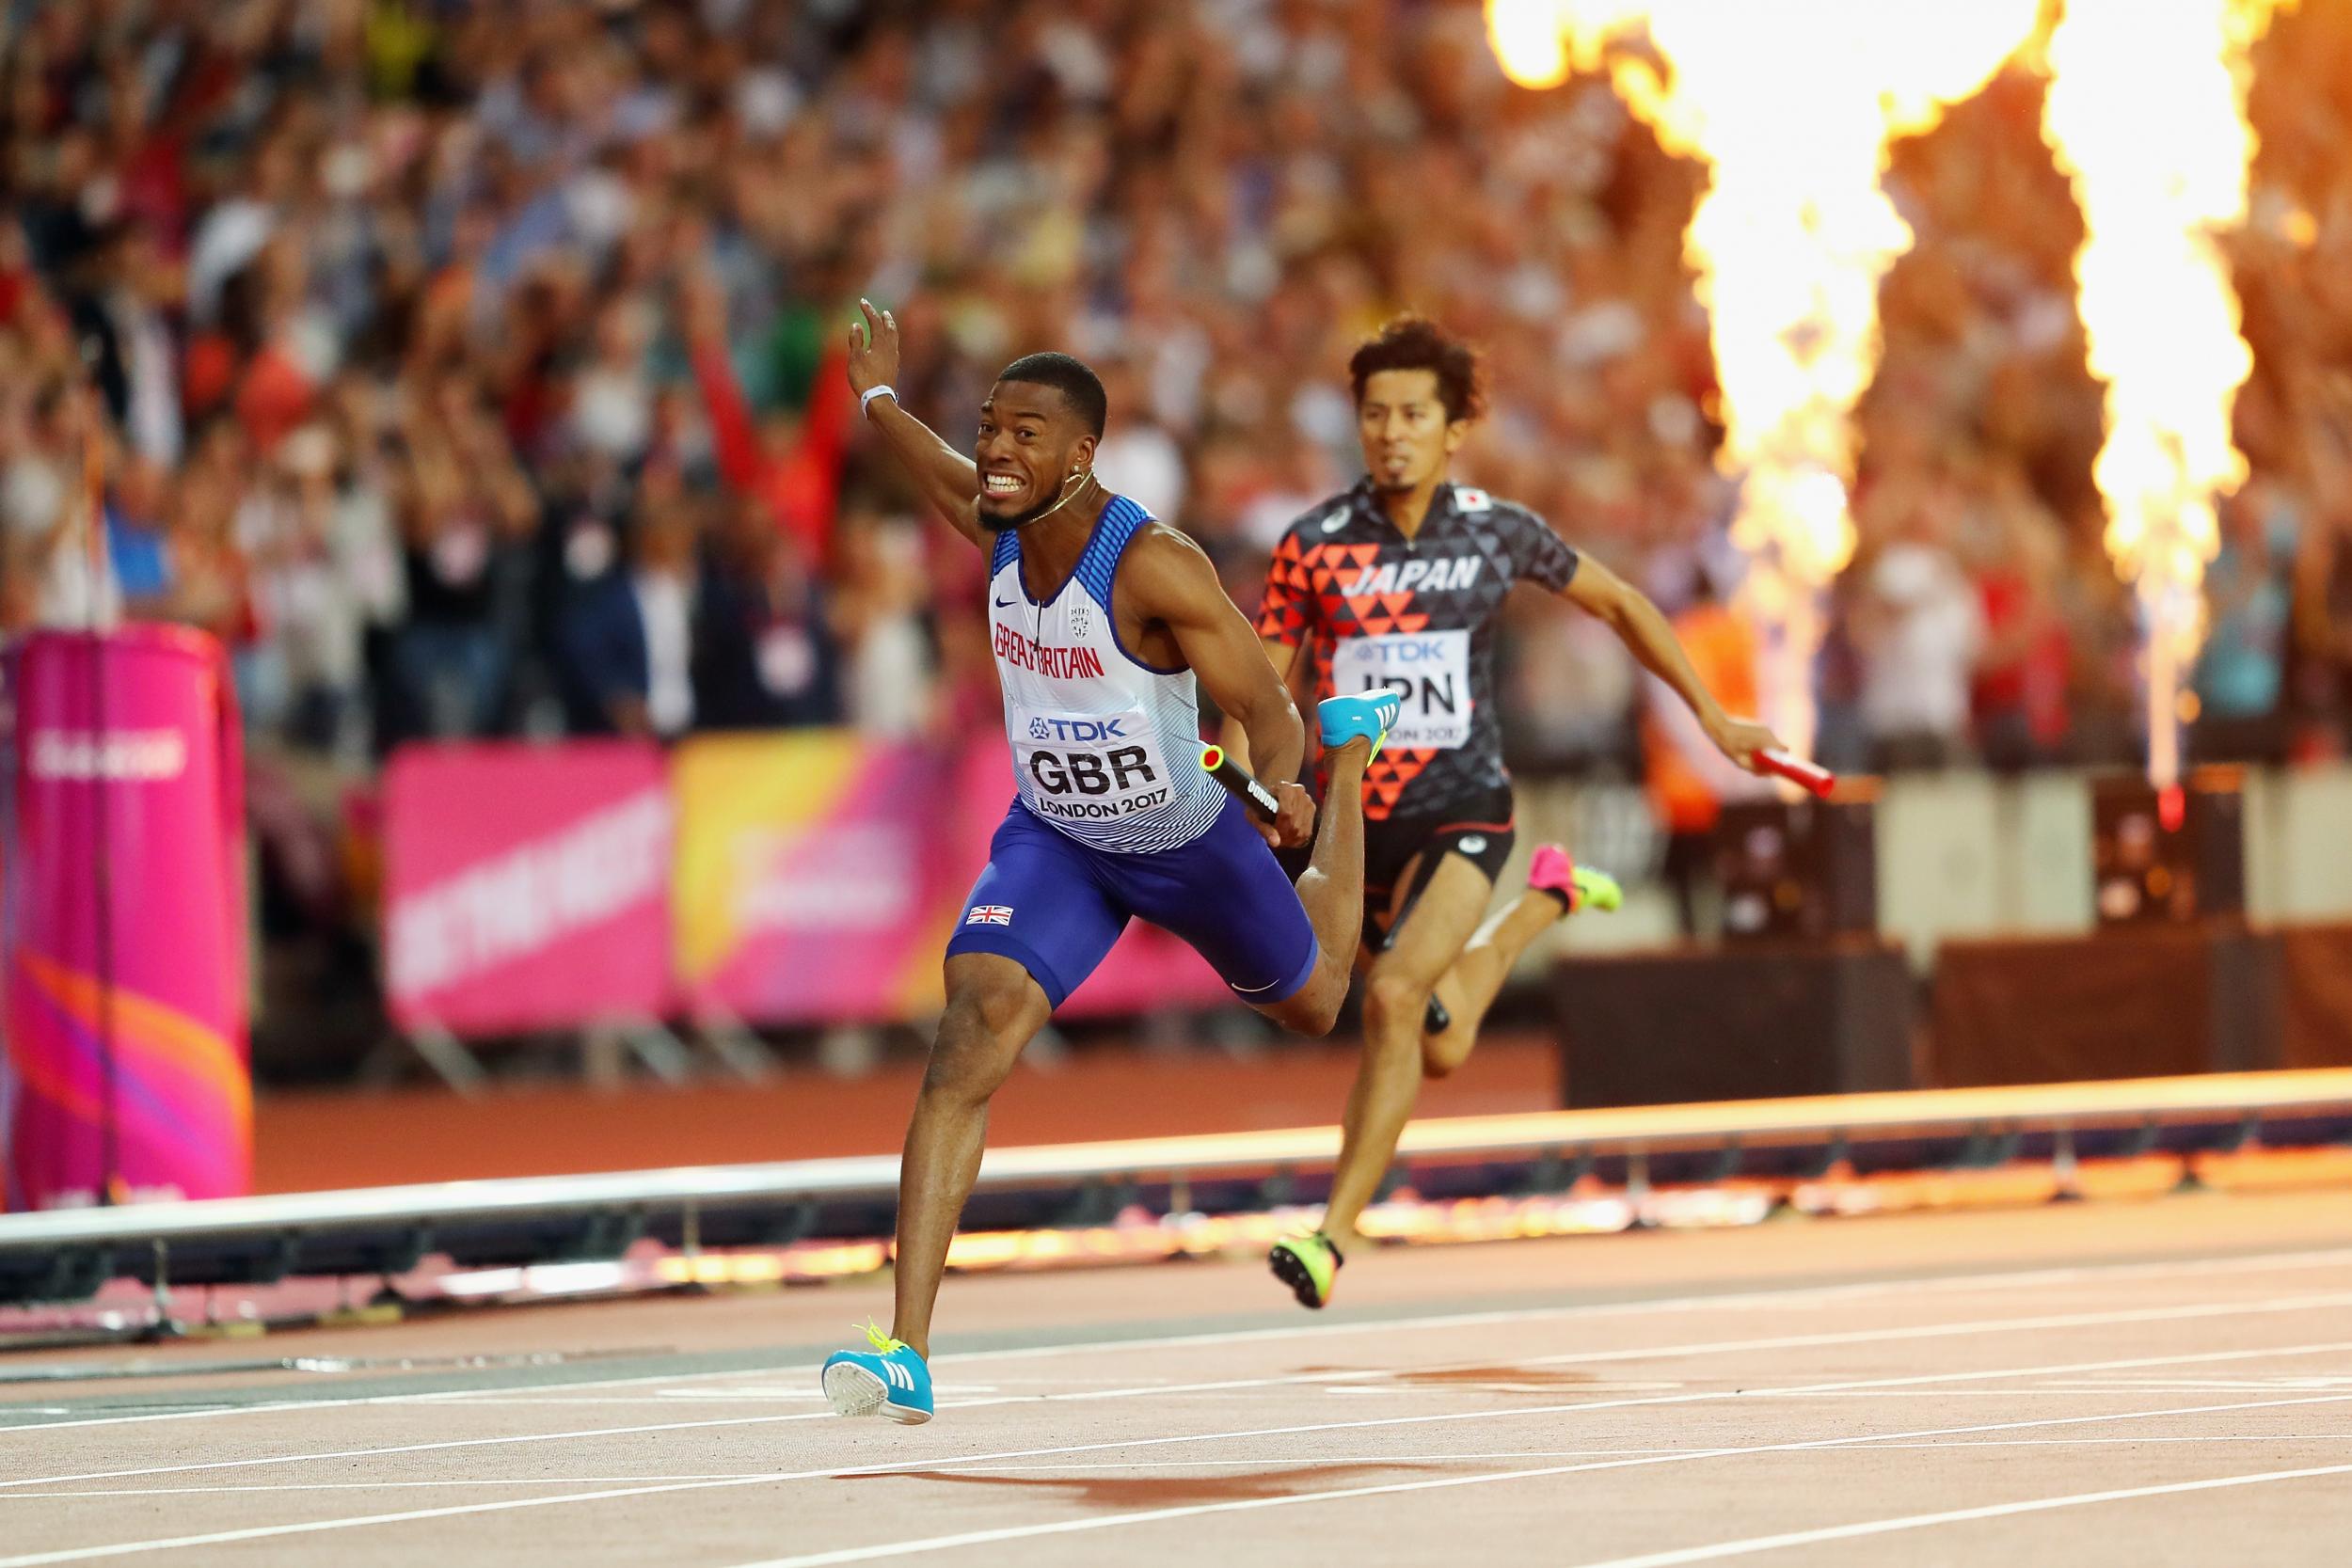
{"left": 0, "top": 0, "right": 2345, "bottom": 778}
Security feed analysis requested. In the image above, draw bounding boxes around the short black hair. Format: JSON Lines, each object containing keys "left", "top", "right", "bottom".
{"left": 995, "top": 351, "right": 1107, "bottom": 437}
{"left": 1348, "top": 316, "right": 1485, "bottom": 423}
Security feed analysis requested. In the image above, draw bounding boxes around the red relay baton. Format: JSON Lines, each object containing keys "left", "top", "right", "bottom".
{"left": 1756, "top": 747, "right": 1836, "bottom": 798}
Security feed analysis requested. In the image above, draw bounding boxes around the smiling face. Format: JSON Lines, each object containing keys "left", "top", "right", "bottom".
{"left": 975, "top": 379, "right": 1097, "bottom": 531}
{"left": 1356, "top": 368, "right": 1469, "bottom": 496}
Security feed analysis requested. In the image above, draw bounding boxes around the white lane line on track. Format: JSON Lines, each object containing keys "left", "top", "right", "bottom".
{"left": 8, "top": 1342, "right": 2352, "bottom": 1565}
{"left": 1006, "top": 1289, "right": 2352, "bottom": 1405}
{"left": 917, "top": 1244, "right": 2352, "bottom": 1370}
{"left": 0, "top": 1412, "right": 834, "bottom": 1492}
{"left": 1565, "top": 1463, "right": 2352, "bottom": 1568}
{"left": 8, "top": 1431, "right": 2350, "bottom": 1502}
{"left": 9, "top": 1243, "right": 2352, "bottom": 1436}
{"left": 8, "top": 1299, "right": 2352, "bottom": 1498}
{"left": 10, "top": 1391, "right": 2352, "bottom": 1568}
{"left": 359, "top": 1394, "right": 845, "bottom": 1406}
{"left": 761, "top": 1433, "right": 2352, "bottom": 1470}
{"left": 315, "top": 1285, "right": 2352, "bottom": 1431}
{"left": 0, "top": 1477, "right": 776, "bottom": 1497}
{"left": 722, "top": 1393, "right": 2352, "bottom": 1568}
{"left": 0, "top": 1476, "right": 812, "bottom": 1566}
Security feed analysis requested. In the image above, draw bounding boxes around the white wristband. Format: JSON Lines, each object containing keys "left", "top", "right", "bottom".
{"left": 860, "top": 385, "right": 898, "bottom": 419}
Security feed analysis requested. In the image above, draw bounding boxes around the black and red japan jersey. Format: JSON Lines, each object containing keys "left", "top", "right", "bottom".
{"left": 1255, "top": 480, "right": 1580, "bottom": 820}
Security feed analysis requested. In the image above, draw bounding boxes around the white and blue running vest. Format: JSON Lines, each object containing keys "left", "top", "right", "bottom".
{"left": 988, "top": 496, "right": 1224, "bottom": 854}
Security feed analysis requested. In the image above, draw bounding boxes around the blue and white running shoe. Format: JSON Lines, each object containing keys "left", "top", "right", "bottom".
{"left": 1318, "top": 690, "right": 1402, "bottom": 757}
{"left": 820, "top": 1323, "right": 933, "bottom": 1424}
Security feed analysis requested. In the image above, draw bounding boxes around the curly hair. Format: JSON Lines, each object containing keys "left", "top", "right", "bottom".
{"left": 1346, "top": 315, "right": 1486, "bottom": 423}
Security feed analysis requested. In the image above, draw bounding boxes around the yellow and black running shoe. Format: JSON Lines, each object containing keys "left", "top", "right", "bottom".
{"left": 1269, "top": 1232, "right": 1344, "bottom": 1309}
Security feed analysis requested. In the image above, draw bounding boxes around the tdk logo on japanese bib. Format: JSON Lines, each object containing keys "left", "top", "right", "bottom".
{"left": 1030, "top": 716, "right": 1130, "bottom": 743}
{"left": 1355, "top": 636, "right": 1455, "bottom": 667}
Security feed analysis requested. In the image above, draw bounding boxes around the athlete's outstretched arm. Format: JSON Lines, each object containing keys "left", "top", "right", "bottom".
{"left": 845, "top": 299, "right": 987, "bottom": 548}
{"left": 1564, "top": 556, "right": 1780, "bottom": 769}
{"left": 1129, "top": 529, "right": 1315, "bottom": 848}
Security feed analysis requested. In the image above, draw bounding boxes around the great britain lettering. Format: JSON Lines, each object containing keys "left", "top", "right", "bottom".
{"left": 992, "top": 621, "right": 1107, "bottom": 680}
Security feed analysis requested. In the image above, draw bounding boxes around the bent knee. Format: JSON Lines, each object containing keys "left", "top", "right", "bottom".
{"left": 944, "top": 977, "right": 1039, "bottom": 1044}
{"left": 925, "top": 982, "right": 1040, "bottom": 1100}
{"left": 1363, "top": 970, "right": 1433, "bottom": 1034}
{"left": 1263, "top": 974, "right": 1344, "bottom": 1037}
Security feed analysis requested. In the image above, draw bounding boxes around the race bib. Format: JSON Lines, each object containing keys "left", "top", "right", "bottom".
{"left": 1331, "top": 630, "right": 1471, "bottom": 750}
{"left": 1013, "top": 705, "right": 1179, "bottom": 825}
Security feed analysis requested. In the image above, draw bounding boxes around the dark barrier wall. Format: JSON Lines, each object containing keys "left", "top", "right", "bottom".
{"left": 2279, "top": 924, "right": 2352, "bottom": 1069}
{"left": 1551, "top": 939, "right": 1915, "bottom": 1108}
{"left": 1930, "top": 925, "right": 2283, "bottom": 1085}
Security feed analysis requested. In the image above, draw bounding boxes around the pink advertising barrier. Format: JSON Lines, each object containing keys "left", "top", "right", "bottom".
{"left": 2, "top": 626, "right": 248, "bottom": 1211}
{"left": 672, "top": 732, "right": 963, "bottom": 1025}
{"left": 675, "top": 733, "right": 1231, "bottom": 1025}
{"left": 382, "top": 740, "right": 673, "bottom": 1037}
{"left": 380, "top": 732, "right": 1245, "bottom": 1036}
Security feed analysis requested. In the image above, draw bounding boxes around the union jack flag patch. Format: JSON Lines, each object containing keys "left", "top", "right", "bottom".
{"left": 965, "top": 905, "right": 1014, "bottom": 926}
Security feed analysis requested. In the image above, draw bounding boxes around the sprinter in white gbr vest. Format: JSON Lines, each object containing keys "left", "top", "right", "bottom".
{"left": 1229, "top": 316, "right": 1785, "bottom": 1310}
{"left": 819, "top": 300, "right": 1399, "bottom": 1424}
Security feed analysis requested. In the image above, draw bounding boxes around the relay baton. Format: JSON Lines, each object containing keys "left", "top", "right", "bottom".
{"left": 1756, "top": 747, "right": 1836, "bottom": 798}
{"left": 1200, "top": 744, "right": 1280, "bottom": 822}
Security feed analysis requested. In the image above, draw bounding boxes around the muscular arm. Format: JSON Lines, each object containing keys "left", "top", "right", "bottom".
{"left": 1127, "top": 527, "right": 1309, "bottom": 827}
{"left": 1565, "top": 555, "right": 1778, "bottom": 768}
{"left": 844, "top": 300, "right": 987, "bottom": 548}
{"left": 1216, "top": 637, "right": 1300, "bottom": 777}
{"left": 865, "top": 399, "right": 985, "bottom": 548}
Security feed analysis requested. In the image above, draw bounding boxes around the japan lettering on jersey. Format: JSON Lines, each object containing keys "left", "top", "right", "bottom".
{"left": 1256, "top": 482, "right": 1580, "bottom": 820}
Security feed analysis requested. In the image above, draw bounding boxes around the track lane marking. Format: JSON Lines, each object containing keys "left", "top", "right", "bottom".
{"left": 1567, "top": 1463, "right": 2352, "bottom": 1568}
{"left": 723, "top": 1393, "right": 2352, "bottom": 1568}
{"left": 8, "top": 1300, "right": 2352, "bottom": 1497}
{"left": 9, "top": 1244, "right": 2352, "bottom": 1435}
{"left": 7, "top": 1343, "right": 2352, "bottom": 1562}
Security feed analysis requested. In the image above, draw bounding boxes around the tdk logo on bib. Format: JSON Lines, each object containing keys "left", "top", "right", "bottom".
{"left": 1353, "top": 636, "right": 1455, "bottom": 668}
{"left": 1014, "top": 706, "right": 1170, "bottom": 820}
{"left": 1332, "top": 630, "right": 1472, "bottom": 750}
{"left": 1030, "top": 716, "right": 1130, "bottom": 743}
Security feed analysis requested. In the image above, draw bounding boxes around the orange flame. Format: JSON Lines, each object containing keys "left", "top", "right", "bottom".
{"left": 2041, "top": 0, "right": 2287, "bottom": 789}
{"left": 1486, "top": 2, "right": 2040, "bottom": 755}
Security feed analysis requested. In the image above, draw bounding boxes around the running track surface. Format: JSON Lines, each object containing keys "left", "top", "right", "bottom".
{"left": 5, "top": 1187, "right": 2351, "bottom": 1566}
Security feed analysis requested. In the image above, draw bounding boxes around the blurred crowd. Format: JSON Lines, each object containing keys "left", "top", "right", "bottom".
{"left": 5, "top": 0, "right": 2352, "bottom": 787}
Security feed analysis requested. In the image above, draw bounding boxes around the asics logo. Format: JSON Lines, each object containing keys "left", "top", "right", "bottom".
{"left": 884, "top": 1359, "right": 915, "bottom": 1391}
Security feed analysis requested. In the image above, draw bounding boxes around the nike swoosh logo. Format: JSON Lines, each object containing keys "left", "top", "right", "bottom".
{"left": 994, "top": 596, "right": 1017, "bottom": 609}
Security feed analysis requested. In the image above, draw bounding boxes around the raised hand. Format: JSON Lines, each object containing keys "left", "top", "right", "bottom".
{"left": 847, "top": 298, "right": 900, "bottom": 402}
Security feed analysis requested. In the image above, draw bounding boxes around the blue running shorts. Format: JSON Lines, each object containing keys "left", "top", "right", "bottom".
{"left": 946, "top": 793, "right": 1320, "bottom": 1010}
